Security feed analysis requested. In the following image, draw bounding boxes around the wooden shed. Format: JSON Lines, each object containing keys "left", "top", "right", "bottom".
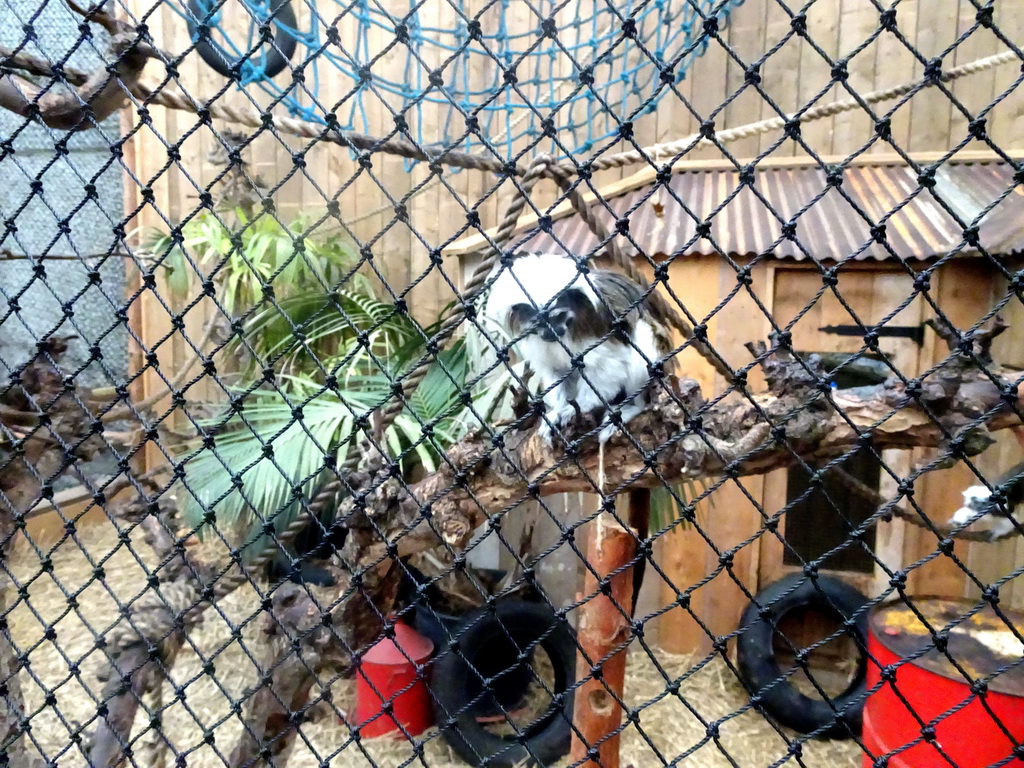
{"left": 445, "top": 151, "right": 1024, "bottom": 655}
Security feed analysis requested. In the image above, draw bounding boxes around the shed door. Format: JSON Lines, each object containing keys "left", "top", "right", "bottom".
{"left": 758, "top": 266, "right": 926, "bottom": 594}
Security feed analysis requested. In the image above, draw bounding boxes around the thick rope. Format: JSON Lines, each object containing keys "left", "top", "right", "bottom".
{"left": 553, "top": 49, "right": 1020, "bottom": 175}
{"left": 344, "top": 77, "right": 568, "bottom": 227}
{"left": 3, "top": 48, "right": 1013, "bottom": 179}
{"left": 136, "top": 49, "right": 1017, "bottom": 177}
{"left": 137, "top": 83, "right": 517, "bottom": 173}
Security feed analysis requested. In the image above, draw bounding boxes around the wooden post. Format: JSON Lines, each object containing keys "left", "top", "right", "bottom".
{"left": 570, "top": 498, "right": 638, "bottom": 768}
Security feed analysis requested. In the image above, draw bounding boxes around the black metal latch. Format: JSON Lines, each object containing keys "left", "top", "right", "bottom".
{"left": 819, "top": 324, "right": 925, "bottom": 345}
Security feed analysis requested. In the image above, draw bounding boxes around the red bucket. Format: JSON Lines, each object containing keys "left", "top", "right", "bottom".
{"left": 354, "top": 619, "right": 435, "bottom": 738}
{"left": 863, "top": 598, "right": 1024, "bottom": 768}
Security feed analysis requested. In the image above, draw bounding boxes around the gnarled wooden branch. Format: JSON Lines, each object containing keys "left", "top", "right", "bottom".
{"left": 0, "top": 38, "right": 147, "bottom": 130}
{"left": 0, "top": 1, "right": 151, "bottom": 131}
{"left": 75, "top": 334, "right": 1023, "bottom": 763}
{"left": 925, "top": 316, "right": 1009, "bottom": 364}
{"left": 98, "top": 318, "right": 219, "bottom": 423}
{"left": 86, "top": 588, "right": 190, "bottom": 768}
{"left": 227, "top": 583, "right": 346, "bottom": 768}
{"left": 1, "top": 338, "right": 106, "bottom": 519}
{"left": 357, "top": 353, "right": 1023, "bottom": 563}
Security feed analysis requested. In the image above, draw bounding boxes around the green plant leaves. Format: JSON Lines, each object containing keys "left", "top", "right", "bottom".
{"left": 142, "top": 208, "right": 360, "bottom": 316}
{"left": 151, "top": 210, "right": 517, "bottom": 558}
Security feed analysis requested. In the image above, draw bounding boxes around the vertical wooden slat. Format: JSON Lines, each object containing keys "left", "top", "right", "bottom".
{"left": 687, "top": 7, "right": 730, "bottom": 164}
{"left": 830, "top": 0, "right": 882, "bottom": 156}
{"left": 905, "top": 260, "right": 991, "bottom": 599}
{"left": 722, "top": 0, "right": 767, "bottom": 161}
{"left": 961, "top": 272, "right": 1024, "bottom": 606}
{"left": 347, "top": 3, "right": 374, "bottom": 247}
{"left": 796, "top": 0, "right": 842, "bottom": 157}
{"left": 654, "top": 254, "right": 764, "bottom": 654}
{"left": 404, "top": 0, "right": 456, "bottom": 325}
{"left": 869, "top": 0, "right": 919, "bottom": 153}
{"left": 654, "top": 525, "right": 710, "bottom": 654}
{"left": 758, "top": 0, "right": 803, "bottom": 158}
{"left": 756, "top": 467, "right": 789, "bottom": 588}
{"left": 659, "top": 4, "right": 701, "bottom": 149}
{"left": 694, "top": 474, "right": 765, "bottom": 658}
{"left": 120, "top": 72, "right": 148, "bottom": 475}
{"left": 376, "top": 9, "right": 416, "bottom": 295}
{"left": 683, "top": 258, "right": 772, "bottom": 651}
{"left": 989, "top": 2, "right": 1024, "bottom": 153}
{"left": 904, "top": 0, "right": 960, "bottom": 154}
{"left": 120, "top": 0, "right": 184, "bottom": 471}
{"left": 868, "top": 266, "right": 927, "bottom": 597}
{"left": 466, "top": 0, "right": 499, "bottom": 237}
{"left": 628, "top": 1, "right": 663, "bottom": 188}
{"left": 949, "top": 1, "right": 998, "bottom": 152}
{"left": 988, "top": 267, "right": 1024, "bottom": 608}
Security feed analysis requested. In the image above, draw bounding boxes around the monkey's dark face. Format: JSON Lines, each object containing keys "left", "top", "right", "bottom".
{"left": 508, "top": 289, "right": 602, "bottom": 343}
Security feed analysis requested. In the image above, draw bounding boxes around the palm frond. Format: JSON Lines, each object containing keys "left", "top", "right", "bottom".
{"left": 158, "top": 211, "right": 513, "bottom": 559}
{"left": 176, "top": 341, "right": 477, "bottom": 560}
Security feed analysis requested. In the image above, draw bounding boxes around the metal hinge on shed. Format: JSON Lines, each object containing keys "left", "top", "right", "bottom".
{"left": 819, "top": 324, "right": 926, "bottom": 345}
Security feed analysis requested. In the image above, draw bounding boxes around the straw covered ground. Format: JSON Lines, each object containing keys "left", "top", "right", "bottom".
{"left": 7, "top": 517, "right": 861, "bottom": 767}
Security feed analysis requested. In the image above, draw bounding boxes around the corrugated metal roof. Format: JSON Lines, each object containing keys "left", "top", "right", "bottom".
{"left": 515, "top": 157, "right": 1024, "bottom": 261}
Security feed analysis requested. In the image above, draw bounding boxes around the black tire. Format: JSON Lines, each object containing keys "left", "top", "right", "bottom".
{"left": 736, "top": 573, "right": 868, "bottom": 739}
{"left": 186, "top": 0, "right": 297, "bottom": 80}
{"left": 430, "top": 599, "right": 576, "bottom": 767}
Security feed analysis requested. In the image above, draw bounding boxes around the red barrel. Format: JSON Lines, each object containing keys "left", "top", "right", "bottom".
{"left": 864, "top": 598, "right": 1024, "bottom": 768}
{"left": 354, "top": 619, "right": 435, "bottom": 738}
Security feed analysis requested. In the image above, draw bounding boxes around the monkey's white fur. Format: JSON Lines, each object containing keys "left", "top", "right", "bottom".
{"left": 486, "top": 253, "right": 660, "bottom": 444}
{"left": 949, "top": 485, "right": 1019, "bottom": 539}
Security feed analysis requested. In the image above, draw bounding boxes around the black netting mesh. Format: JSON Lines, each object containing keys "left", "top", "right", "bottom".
{"left": 2, "top": 1, "right": 1024, "bottom": 767}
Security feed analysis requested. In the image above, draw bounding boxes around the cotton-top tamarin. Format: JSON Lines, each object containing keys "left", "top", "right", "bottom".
{"left": 486, "top": 252, "right": 670, "bottom": 444}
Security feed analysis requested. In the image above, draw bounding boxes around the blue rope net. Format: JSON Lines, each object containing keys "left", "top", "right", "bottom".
{"left": 173, "top": 0, "right": 746, "bottom": 160}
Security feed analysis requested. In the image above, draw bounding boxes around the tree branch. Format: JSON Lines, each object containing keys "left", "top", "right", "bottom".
{"left": 0, "top": 47, "right": 90, "bottom": 86}
{"left": 358, "top": 356, "right": 1023, "bottom": 562}
{"left": 0, "top": 38, "right": 147, "bottom": 130}
{"left": 98, "top": 319, "right": 219, "bottom": 422}
{"left": 0, "top": 0, "right": 154, "bottom": 131}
